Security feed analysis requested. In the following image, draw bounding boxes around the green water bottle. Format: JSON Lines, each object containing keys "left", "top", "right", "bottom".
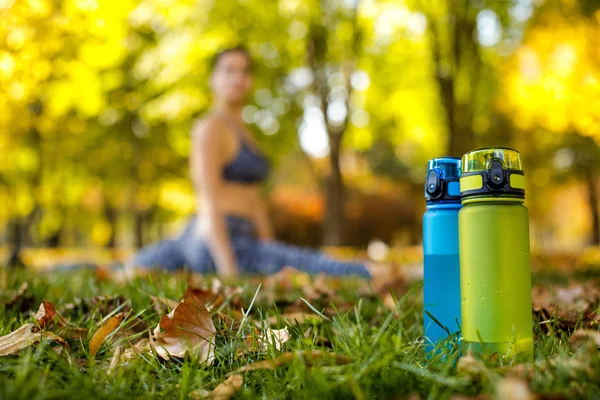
{"left": 459, "top": 148, "right": 533, "bottom": 359}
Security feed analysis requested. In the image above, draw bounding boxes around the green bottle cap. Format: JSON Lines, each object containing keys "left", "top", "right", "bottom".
{"left": 460, "top": 147, "right": 525, "bottom": 201}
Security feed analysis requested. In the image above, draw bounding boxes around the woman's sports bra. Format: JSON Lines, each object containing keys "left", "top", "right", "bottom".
{"left": 222, "top": 139, "right": 269, "bottom": 183}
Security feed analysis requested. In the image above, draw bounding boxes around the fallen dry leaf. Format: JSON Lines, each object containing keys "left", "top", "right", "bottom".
{"left": 301, "top": 273, "right": 336, "bottom": 302}
{"left": 0, "top": 322, "right": 66, "bottom": 356}
{"left": 207, "top": 350, "right": 350, "bottom": 400}
{"left": 239, "top": 326, "right": 291, "bottom": 356}
{"left": 185, "top": 287, "right": 225, "bottom": 312}
{"left": 457, "top": 351, "right": 486, "bottom": 378}
{"left": 382, "top": 293, "right": 398, "bottom": 312}
{"left": 496, "top": 376, "right": 535, "bottom": 400}
{"left": 532, "top": 282, "right": 600, "bottom": 334}
{"left": 89, "top": 313, "right": 125, "bottom": 357}
{"left": 371, "top": 266, "right": 409, "bottom": 297}
{"left": 107, "top": 346, "right": 122, "bottom": 375}
{"left": 257, "top": 327, "right": 290, "bottom": 351}
{"left": 238, "top": 349, "right": 351, "bottom": 372}
{"left": 208, "top": 374, "right": 244, "bottom": 400}
{"left": 152, "top": 292, "right": 216, "bottom": 363}
{"left": 495, "top": 376, "right": 535, "bottom": 400}
{"left": 120, "top": 338, "right": 151, "bottom": 362}
{"left": 34, "top": 300, "right": 56, "bottom": 328}
{"left": 569, "top": 329, "right": 600, "bottom": 351}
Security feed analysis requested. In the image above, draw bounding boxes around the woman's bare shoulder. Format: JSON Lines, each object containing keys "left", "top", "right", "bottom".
{"left": 192, "top": 115, "right": 227, "bottom": 135}
{"left": 191, "top": 115, "right": 230, "bottom": 145}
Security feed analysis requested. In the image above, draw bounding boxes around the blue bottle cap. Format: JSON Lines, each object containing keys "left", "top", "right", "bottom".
{"left": 425, "top": 157, "right": 462, "bottom": 203}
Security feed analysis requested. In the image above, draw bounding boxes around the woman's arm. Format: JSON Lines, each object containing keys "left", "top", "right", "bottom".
{"left": 190, "top": 119, "right": 238, "bottom": 278}
{"left": 252, "top": 195, "right": 274, "bottom": 241}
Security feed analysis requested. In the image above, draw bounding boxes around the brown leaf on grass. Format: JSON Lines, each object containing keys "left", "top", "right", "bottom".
{"left": 257, "top": 327, "right": 290, "bottom": 351}
{"left": 495, "top": 376, "right": 535, "bottom": 400}
{"left": 371, "top": 266, "right": 409, "bottom": 298}
{"left": 34, "top": 300, "right": 56, "bottom": 328}
{"left": 257, "top": 266, "right": 310, "bottom": 304}
{"left": 0, "top": 323, "right": 66, "bottom": 356}
{"left": 301, "top": 273, "right": 337, "bottom": 302}
{"left": 107, "top": 346, "right": 122, "bottom": 375}
{"left": 120, "top": 338, "right": 151, "bottom": 362}
{"left": 208, "top": 350, "right": 350, "bottom": 400}
{"left": 382, "top": 293, "right": 398, "bottom": 312}
{"left": 239, "top": 327, "right": 291, "bottom": 355}
{"left": 207, "top": 374, "right": 244, "bottom": 400}
{"left": 151, "top": 292, "right": 216, "bottom": 363}
{"left": 89, "top": 313, "right": 125, "bottom": 357}
{"left": 238, "top": 349, "right": 351, "bottom": 372}
{"left": 532, "top": 282, "right": 600, "bottom": 334}
{"left": 457, "top": 351, "right": 486, "bottom": 378}
{"left": 95, "top": 265, "right": 112, "bottom": 282}
{"left": 185, "top": 287, "right": 225, "bottom": 312}
{"left": 569, "top": 329, "right": 600, "bottom": 351}
{"left": 184, "top": 277, "right": 243, "bottom": 313}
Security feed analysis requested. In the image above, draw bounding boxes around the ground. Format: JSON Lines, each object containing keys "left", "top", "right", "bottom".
{"left": 0, "top": 264, "right": 599, "bottom": 399}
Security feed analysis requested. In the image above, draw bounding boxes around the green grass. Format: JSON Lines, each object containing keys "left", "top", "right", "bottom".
{"left": 0, "top": 268, "right": 599, "bottom": 399}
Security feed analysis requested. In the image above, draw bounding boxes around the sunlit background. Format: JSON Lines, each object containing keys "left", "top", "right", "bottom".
{"left": 1, "top": 0, "right": 599, "bottom": 267}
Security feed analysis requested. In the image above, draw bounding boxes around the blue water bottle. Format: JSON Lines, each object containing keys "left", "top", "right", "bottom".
{"left": 423, "top": 157, "right": 462, "bottom": 354}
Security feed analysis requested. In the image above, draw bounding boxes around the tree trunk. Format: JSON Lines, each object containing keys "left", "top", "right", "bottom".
{"left": 46, "top": 225, "right": 62, "bottom": 248}
{"left": 304, "top": 2, "right": 360, "bottom": 246}
{"left": 134, "top": 211, "right": 144, "bottom": 249}
{"left": 104, "top": 203, "right": 118, "bottom": 249}
{"left": 585, "top": 166, "right": 600, "bottom": 245}
{"left": 7, "top": 219, "right": 26, "bottom": 268}
{"left": 424, "top": 0, "right": 479, "bottom": 157}
{"left": 323, "top": 139, "right": 346, "bottom": 245}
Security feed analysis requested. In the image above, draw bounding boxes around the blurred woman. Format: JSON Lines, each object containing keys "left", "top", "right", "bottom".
{"left": 127, "top": 46, "right": 371, "bottom": 279}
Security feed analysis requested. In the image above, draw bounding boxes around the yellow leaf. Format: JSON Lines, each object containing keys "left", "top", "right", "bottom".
{"left": 89, "top": 313, "right": 125, "bottom": 357}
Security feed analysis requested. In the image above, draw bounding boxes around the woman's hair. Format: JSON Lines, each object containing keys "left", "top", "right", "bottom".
{"left": 211, "top": 46, "right": 253, "bottom": 72}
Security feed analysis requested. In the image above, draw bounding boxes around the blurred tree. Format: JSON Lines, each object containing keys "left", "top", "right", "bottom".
{"left": 302, "top": 0, "right": 363, "bottom": 245}
{"left": 502, "top": 0, "right": 600, "bottom": 245}
{"left": 415, "top": 0, "right": 513, "bottom": 157}
{"left": 1, "top": 0, "right": 598, "bottom": 253}
{"left": 551, "top": 133, "right": 600, "bottom": 245}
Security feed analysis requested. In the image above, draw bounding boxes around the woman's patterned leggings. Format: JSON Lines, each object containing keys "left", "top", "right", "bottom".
{"left": 129, "top": 216, "right": 371, "bottom": 278}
